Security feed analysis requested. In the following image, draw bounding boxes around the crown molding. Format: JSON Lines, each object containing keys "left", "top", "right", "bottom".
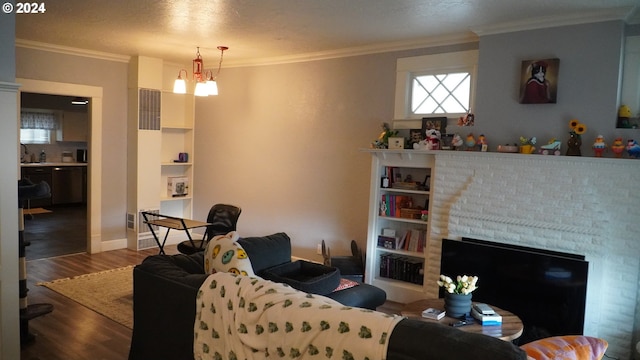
{"left": 224, "top": 32, "right": 479, "bottom": 67}
{"left": 472, "top": 7, "right": 635, "bottom": 36}
{"left": 15, "top": 39, "right": 130, "bottom": 63}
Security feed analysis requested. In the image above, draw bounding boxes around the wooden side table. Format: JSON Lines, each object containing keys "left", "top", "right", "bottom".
{"left": 141, "top": 212, "right": 211, "bottom": 254}
{"left": 401, "top": 298, "right": 524, "bottom": 342}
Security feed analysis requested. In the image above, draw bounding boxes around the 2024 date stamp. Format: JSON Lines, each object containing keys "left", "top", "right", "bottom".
{"left": 3, "top": 2, "right": 47, "bottom": 14}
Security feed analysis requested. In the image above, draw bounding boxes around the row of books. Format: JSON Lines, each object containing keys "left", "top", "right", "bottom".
{"left": 379, "top": 194, "right": 415, "bottom": 217}
{"left": 377, "top": 229, "right": 426, "bottom": 253}
{"left": 379, "top": 253, "right": 424, "bottom": 285}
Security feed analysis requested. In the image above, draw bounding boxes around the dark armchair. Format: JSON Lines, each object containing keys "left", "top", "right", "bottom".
{"left": 176, "top": 204, "right": 241, "bottom": 255}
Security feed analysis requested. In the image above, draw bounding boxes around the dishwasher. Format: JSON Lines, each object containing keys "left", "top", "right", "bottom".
{"left": 52, "top": 166, "right": 85, "bottom": 205}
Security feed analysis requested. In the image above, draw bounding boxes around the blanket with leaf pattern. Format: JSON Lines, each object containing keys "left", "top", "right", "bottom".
{"left": 194, "top": 272, "right": 402, "bottom": 360}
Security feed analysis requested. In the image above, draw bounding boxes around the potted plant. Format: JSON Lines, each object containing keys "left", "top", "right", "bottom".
{"left": 437, "top": 274, "right": 479, "bottom": 318}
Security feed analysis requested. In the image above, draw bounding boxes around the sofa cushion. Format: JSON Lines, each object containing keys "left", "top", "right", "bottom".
{"left": 204, "top": 231, "right": 255, "bottom": 276}
{"left": 259, "top": 260, "right": 340, "bottom": 295}
{"left": 520, "top": 336, "right": 608, "bottom": 360}
{"left": 237, "top": 232, "right": 291, "bottom": 273}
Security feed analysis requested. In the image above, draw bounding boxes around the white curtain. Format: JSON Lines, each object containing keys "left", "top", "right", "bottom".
{"left": 21, "top": 111, "right": 58, "bottom": 130}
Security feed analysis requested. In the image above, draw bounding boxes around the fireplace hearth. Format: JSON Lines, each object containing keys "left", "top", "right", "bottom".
{"left": 440, "top": 237, "right": 589, "bottom": 344}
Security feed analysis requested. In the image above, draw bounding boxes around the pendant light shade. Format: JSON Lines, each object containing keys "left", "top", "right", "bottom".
{"left": 172, "top": 46, "right": 228, "bottom": 96}
{"left": 173, "top": 69, "right": 187, "bottom": 94}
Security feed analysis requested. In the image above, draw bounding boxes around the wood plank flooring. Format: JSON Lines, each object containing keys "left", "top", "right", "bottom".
{"left": 20, "top": 244, "right": 403, "bottom": 360}
{"left": 21, "top": 245, "right": 179, "bottom": 360}
{"left": 23, "top": 204, "right": 87, "bottom": 261}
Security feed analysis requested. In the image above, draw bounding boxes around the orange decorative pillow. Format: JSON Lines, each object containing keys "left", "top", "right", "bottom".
{"left": 521, "top": 336, "right": 608, "bottom": 360}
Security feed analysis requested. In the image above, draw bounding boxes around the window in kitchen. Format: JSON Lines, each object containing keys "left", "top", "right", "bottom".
{"left": 394, "top": 50, "right": 478, "bottom": 120}
{"left": 20, "top": 110, "right": 57, "bottom": 144}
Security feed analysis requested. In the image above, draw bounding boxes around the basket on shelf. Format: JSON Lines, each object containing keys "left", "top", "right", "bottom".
{"left": 400, "top": 208, "right": 423, "bottom": 219}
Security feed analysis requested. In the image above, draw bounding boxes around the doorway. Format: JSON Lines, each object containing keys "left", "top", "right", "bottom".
{"left": 17, "top": 78, "right": 103, "bottom": 254}
{"left": 20, "top": 92, "right": 88, "bottom": 260}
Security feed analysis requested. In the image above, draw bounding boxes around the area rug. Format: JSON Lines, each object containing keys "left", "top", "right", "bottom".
{"left": 38, "top": 266, "right": 134, "bottom": 329}
{"left": 23, "top": 207, "right": 52, "bottom": 215}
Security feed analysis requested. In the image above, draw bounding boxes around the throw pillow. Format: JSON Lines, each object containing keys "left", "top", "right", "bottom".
{"left": 520, "top": 335, "right": 608, "bottom": 360}
{"left": 204, "top": 231, "right": 255, "bottom": 277}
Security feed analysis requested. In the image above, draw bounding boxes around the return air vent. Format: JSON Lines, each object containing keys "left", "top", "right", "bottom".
{"left": 138, "top": 88, "right": 160, "bottom": 130}
{"left": 138, "top": 209, "right": 159, "bottom": 234}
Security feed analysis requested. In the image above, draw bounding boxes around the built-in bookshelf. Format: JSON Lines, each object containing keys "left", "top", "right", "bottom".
{"left": 364, "top": 149, "right": 435, "bottom": 303}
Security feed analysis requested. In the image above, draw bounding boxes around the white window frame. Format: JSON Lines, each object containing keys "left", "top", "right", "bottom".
{"left": 394, "top": 50, "right": 478, "bottom": 128}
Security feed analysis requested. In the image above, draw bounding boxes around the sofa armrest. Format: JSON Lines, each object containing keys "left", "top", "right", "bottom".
{"left": 128, "top": 256, "right": 208, "bottom": 360}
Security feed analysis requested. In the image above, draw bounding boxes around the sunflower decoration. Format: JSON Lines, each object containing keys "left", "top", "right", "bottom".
{"left": 568, "top": 119, "right": 587, "bottom": 138}
{"left": 567, "top": 119, "right": 587, "bottom": 156}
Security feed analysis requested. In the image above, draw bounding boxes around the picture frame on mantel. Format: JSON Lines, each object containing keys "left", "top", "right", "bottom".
{"left": 421, "top": 117, "right": 447, "bottom": 135}
{"left": 519, "top": 58, "right": 559, "bottom": 104}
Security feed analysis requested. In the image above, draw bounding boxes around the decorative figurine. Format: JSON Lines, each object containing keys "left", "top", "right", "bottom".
{"left": 626, "top": 139, "right": 640, "bottom": 158}
{"left": 592, "top": 135, "right": 607, "bottom": 157}
{"left": 617, "top": 105, "right": 632, "bottom": 128}
{"left": 539, "top": 138, "right": 562, "bottom": 155}
{"left": 371, "top": 123, "right": 398, "bottom": 149}
{"left": 611, "top": 137, "right": 625, "bottom": 158}
{"left": 566, "top": 119, "right": 587, "bottom": 156}
{"left": 519, "top": 136, "right": 537, "bottom": 154}
{"left": 425, "top": 129, "right": 441, "bottom": 150}
{"left": 464, "top": 133, "right": 476, "bottom": 150}
{"left": 457, "top": 113, "right": 475, "bottom": 126}
{"left": 477, "top": 134, "right": 488, "bottom": 152}
{"left": 452, "top": 134, "right": 464, "bottom": 150}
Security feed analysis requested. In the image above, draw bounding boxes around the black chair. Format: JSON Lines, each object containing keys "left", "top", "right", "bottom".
{"left": 176, "top": 204, "right": 242, "bottom": 255}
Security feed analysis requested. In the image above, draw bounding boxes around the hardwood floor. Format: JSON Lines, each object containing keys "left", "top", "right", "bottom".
{"left": 20, "top": 243, "right": 402, "bottom": 360}
{"left": 23, "top": 204, "right": 87, "bottom": 261}
{"left": 21, "top": 245, "right": 179, "bottom": 360}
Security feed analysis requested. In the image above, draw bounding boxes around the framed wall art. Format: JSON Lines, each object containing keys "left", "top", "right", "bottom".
{"left": 519, "top": 58, "right": 559, "bottom": 104}
{"left": 421, "top": 116, "right": 447, "bottom": 135}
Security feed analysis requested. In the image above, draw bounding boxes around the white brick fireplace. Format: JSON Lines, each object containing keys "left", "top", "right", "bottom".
{"left": 423, "top": 151, "right": 640, "bottom": 359}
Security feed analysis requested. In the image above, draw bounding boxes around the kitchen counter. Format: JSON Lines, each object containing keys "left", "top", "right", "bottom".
{"left": 21, "top": 162, "right": 88, "bottom": 167}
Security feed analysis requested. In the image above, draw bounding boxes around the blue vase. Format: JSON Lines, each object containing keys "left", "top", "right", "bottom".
{"left": 444, "top": 293, "right": 472, "bottom": 318}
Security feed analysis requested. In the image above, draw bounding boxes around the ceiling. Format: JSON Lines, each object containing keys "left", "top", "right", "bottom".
{"left": 15, "top": 0, "right": 640, "bottom": 67}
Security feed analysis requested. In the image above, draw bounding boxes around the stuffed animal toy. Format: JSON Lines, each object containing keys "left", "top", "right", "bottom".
{"left": 425, "top": 129, "right": 441, "bottom": 150}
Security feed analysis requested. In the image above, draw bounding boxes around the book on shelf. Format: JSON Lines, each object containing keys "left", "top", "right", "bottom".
{"left": 378, "top": 253, "right": 424, "bottom": 285}
{"left": 471, "top": 308, "right": 502, "bottom": 325}
{"left": 422, "top": 308, "right": 445, "bottom": 320}
{"left": 400, "top": 229, "right": 426, "bottom": 253}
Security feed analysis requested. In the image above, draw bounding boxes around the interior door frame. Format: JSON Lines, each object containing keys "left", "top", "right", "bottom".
{"left": 17, "top": 78, "right": 103, "bottom": 253}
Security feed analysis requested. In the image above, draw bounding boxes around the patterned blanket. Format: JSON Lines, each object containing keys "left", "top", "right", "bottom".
{"left": 194, "top": 272, "right": 402, "bottom": 360}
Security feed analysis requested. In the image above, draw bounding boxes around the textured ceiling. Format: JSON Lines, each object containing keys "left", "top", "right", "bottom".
{"left": 15, "top": 0, "right": 640, "bottom": 66}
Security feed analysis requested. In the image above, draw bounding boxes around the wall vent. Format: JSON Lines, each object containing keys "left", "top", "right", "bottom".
{"left": 138, "top": 88, "right": 160, "bottom": 130}
{"left": 138, "top": 209, "right": 159, "bottom": 234}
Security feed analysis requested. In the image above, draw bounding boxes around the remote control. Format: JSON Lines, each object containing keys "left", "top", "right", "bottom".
{"left": 473, "top": 303, "right": 495, "bottom": 315}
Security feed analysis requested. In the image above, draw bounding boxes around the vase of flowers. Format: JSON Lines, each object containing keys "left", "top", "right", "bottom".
{"left": 438, "top": 274, "right": 479, "bottom": 318}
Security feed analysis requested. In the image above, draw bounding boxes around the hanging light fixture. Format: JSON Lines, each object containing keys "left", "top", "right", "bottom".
{"left": 172, "top": 46, "right": 229, "bottom": 96}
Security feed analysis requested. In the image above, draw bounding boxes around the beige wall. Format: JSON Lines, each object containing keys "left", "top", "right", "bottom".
{"left": 16, "top": 48, "right": 129, "bottom": 242}
{"left": 192, "top": 44, "right": 476, "bottom": 260}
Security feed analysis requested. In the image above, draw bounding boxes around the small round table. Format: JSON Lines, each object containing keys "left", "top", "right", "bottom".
{"left": 401, "top": 299, "right": 524, "bottom": 342}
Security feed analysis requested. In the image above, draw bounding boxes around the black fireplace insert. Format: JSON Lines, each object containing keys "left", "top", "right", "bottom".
{"left": 440, "top": 237, "right": 589, "bottom": 344}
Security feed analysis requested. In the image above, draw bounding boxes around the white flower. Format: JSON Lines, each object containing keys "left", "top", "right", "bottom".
{"left": 437, "top": 274, "right": 479, "bottom": 295}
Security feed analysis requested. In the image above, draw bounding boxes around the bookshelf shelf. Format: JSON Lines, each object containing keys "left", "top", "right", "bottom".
{"left": 364, "top": 149, "right": 435, "bottom": 303}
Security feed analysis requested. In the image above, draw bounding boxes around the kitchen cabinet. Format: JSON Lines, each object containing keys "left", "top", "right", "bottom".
{"left": 52, "top": 166, "right": 85, "bottom": 205}
{"left": 56, "top": 111, "right": 88, "bottom": 142}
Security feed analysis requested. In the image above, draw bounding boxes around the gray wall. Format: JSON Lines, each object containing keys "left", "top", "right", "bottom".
{"left": 475, "top": 20, "right": 640, "bottom": 147}
{"left": 16, "top": 48, "right": 129, "bottom": 242}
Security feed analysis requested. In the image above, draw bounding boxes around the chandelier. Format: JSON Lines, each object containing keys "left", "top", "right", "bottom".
{"left": 173, "top": 46, "right": 228, "bottom": 97}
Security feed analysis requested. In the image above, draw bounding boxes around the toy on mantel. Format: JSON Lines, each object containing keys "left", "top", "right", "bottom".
{"left": 371, "top": 122, "right": 398, "bottom": 149}
{"left": 592, "top": 135, "right": 607, "bottom": 157}
{"left": 464, "top": 133, "right": 476, "bottom": 150}
{"left": 611, "top": 137, "right": 625, "bottom": 158}
{"left": 457, "top": 113, "right": 475, "bottom": 126}
{"left": 452, "top": 134, "right": 464, "bottom": 150}
{"left": 617, "top": 105, "right": 633, "bottom": 128}
{"left": 477, "top": 134, "right": 488, "bottom": 152}
{"left": 539, "top": 138, "right": 562, "bottom": 155}
{"left": 413, "top": 128, "right": 441, "bottom": 150}
{"left": 626, "top": 139, "right": 640, "bottom": 158}
{"left": 566, "top": 119, "right": 587, "bottom": 156}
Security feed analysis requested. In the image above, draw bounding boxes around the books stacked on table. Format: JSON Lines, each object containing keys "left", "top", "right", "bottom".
{"left": 471, "top": 303, "right": 502, "bottom": 326}
{"left": 421, "top": 308, "right": 445, "bottom": 320}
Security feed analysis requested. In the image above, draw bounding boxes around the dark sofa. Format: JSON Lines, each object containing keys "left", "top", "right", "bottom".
{"left": 128, "top": 232, "right": 527, "bottom": 360}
